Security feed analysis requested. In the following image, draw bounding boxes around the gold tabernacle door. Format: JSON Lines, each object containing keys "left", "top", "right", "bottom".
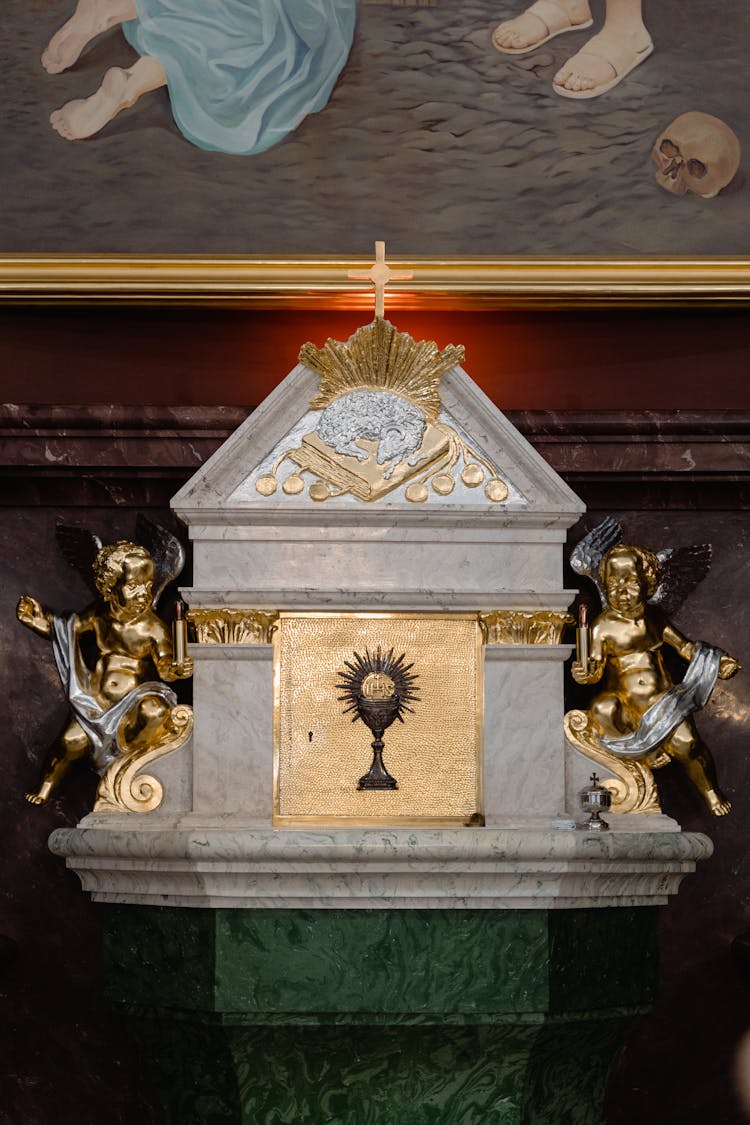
{"left": 274, "top": 613, "right": 483, "bottom": 825}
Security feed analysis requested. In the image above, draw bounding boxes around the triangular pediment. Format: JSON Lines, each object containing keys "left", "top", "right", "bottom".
{"left": 171, "top": 320, "right": 584, "bottom": 522}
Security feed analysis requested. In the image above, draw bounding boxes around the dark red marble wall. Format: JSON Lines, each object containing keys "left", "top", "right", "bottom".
{"left": 3, "top": 305, "right": 750, "bottom": 1124}
{"left": 2, "top": 305, "right": 750, "bottom": 410}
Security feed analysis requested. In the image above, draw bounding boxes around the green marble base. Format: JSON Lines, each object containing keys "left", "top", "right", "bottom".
{"left": 102, "top": 906, "right": 659, "bottom": 1124}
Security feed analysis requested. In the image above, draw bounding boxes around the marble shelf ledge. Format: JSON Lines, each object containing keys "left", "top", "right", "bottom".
{"left": 175, "top": 507, "right": 579, "bottom": 531}
{"left": 48, "top": 825, "right": 712, "bottom": 911}
{"left": 181, "top": 589, "right": 579, "bottom": 612}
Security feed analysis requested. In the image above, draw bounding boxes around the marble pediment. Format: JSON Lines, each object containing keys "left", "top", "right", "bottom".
{"left": 172, "top": 319, "right": 584, "bottom": 525}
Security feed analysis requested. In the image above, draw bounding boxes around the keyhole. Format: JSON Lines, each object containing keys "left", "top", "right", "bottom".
{"left": 308, "top": 731, "right": 313, "bottom": 742}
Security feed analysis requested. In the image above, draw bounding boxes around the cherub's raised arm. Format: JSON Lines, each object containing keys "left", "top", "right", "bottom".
{"left": 75, "top": 604, "right": 98, "bottom": 634}
{"left": 17, "top": 595, "right": 52, "bottom": 638}
{"left": 17, "top": 597, "right": 97, "bottom": 639}
{"left": 664, "top": 618, "right": 740, "bottom": 679}
{"left": 663, "top": 620, "right": 695, "bottom": 662}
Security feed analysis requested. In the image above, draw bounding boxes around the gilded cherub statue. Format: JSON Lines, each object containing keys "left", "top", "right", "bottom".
{"left": 564, "top": 518, "right": 740, "bottom": 817}
{"left": 17, "top": 517, "right": 193, "bottom": 812}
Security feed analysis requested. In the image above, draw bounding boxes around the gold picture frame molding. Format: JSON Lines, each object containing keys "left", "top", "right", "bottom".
{"left": 3, "top": 255, "right": 750, "bottom": 307}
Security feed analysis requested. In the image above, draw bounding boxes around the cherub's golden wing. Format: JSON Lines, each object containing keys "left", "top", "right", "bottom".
{"left": 652, "top": 543, "right": 712, "bottom": 615}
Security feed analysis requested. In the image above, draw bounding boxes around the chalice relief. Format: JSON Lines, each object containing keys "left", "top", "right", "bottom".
{"left": 337, "top": 647, "right": 420, "bottom": 790}
{"left": 17, "top": 518, "right": 193, "bottom": 811}
{"left": 565, "top": 518, "right": 740, "bottom": 817}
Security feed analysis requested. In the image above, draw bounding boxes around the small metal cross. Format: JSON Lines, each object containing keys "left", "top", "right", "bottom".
{"left": 348, "top": 241, "right": 413, "bottom": 319}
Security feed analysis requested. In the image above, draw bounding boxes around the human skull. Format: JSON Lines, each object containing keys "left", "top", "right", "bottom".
{"left": 652, "top": 112, "right": 741, "bottom": 199}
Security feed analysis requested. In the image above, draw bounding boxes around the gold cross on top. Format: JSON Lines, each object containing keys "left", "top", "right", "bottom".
{"left": 348, "top": 241, "right": 413, "bottom": 319}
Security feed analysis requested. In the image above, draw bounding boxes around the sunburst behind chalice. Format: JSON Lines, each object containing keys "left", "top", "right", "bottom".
{"left": 337, "top": 646, "right": 420, "bottom": 790}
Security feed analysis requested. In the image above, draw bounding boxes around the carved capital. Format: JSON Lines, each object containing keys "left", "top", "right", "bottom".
{"left": 188, "top": 609, "right": 279, "bottom": 644}
{"left": 479, "top": 611, "right": 573, "bottom": 645}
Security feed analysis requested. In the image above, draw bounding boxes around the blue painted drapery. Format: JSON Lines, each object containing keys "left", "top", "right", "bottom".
{"left": 123, "top": 0, "right": 356, "bottom": 154}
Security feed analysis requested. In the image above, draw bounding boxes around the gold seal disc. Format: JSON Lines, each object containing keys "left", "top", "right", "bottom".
{"left": 282, "top": 474, "right": 305, "bottom": 495}
{"left": 485, "top": 478, "right": 509, "bottom": 503}
{"left": 256, "top": 474, "right": 278, "bottom": 496}
{"left": 461, "top": 464, "right": 484, "bottom": 487}
{"left": 405, "top": 482, "right": 429, "bottom": 503}
{"left": 432, "top": 474, "right": 455, "bottom": 496}
{"left": 309, "top": 481, "right": 331, "bottom": 502}
{"left": 361, "top": 672, "right": 396, "bottom": 700}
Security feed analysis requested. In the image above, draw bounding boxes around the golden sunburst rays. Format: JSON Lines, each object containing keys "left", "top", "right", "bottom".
{"left": 300, "top": 318, "right": 464, "bottom": 423}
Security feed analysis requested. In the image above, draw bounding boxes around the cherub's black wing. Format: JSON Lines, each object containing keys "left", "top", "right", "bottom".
{"left": 56, "top": 525, "right": 103, "bottom": 596}
{"left": 135, "top": 514, "right": 185, "bottom": 606}
{"left": 651, "top": 543, "right": 712, "bottom": 615}
{"left": 569, "top": 517, "right": 623, "bottom": 609}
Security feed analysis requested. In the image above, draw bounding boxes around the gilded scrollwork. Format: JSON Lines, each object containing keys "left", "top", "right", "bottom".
{"left": 479, "top": 611, "right": 573, "bottom": 645}
{"left": 564, "top": 709, "right": 661, "bottom": 815}
{"left": 188, "top": 609, "right": 279, "bottom": 644}
{"left": 94, "top": 704, "right": 194, "bottom": 813}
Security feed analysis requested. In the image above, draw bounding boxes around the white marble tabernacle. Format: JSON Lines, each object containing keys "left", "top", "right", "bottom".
{"left": 52, "top": 323, "right": 709, "bottom": 907}
{"left": 170, "top": 359, "right": 586, "bottom": 830}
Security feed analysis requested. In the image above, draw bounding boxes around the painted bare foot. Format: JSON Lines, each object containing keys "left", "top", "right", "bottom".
{"left": 553, "top": 29, "right": 653, "bottom": 98}
{"left": 706, "top": 788, "right": 731, "bottom": 816}
{"left": 42, "top": 0, "right": 136, "bottom": 74}
{"left": 492, "top": 0, "right": 592, "bottom": 56}
{"left": 51, "top": 66, "right": 137, "bottom": 140}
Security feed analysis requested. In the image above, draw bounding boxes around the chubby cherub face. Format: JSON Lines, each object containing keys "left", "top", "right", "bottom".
{"left": 108, "top": 553, "right": 155, "bottom": 618}
{"left": 604, "top": 551, "right": 647, "bottom": 617}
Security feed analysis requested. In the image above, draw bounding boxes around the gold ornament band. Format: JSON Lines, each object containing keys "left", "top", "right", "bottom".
{"left": 188, "top": 609, "right": 279, "bottom": 644}
{"left": 479, "top": 611, "right": 573, "bottom": 645}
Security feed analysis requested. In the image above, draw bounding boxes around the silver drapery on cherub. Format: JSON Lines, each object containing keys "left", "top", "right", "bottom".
{"left": 564, "top": 518, "right": 740, "bottom": 817}
{"left": 17, "top": 516, "right": 193, "bottom": 813}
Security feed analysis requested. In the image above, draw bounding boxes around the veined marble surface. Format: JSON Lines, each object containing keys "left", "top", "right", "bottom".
{"left": 165, "top": 349, "right": 589, "bottom": 839}
{"left": 173, "top": 364, "right": 584, "bottom": 602}
{"left": 189, "top": 534, "right": 569, "bottom": 599}
{"left": 191, "top": 645, "right": 273, "bottom": 819}
{"left": 49, "top": 825, "right": 711, "bottom": 910}
{"left": 181, "top": 588, "right": 579, "bottom": 613}
{"left": 484, "top": 646, "right": 568, "bottom": 825}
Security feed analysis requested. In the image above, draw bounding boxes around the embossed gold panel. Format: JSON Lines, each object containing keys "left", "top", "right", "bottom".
{"left": 274, "top": 613, "right": 482, "bottom": 824}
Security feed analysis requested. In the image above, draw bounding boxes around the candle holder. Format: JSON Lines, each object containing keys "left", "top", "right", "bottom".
{"left": 172, "top": 598, "right": 188, "bottom": 665}
{"left": 576, "top": 601, "right": 591, "bottom": 670}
